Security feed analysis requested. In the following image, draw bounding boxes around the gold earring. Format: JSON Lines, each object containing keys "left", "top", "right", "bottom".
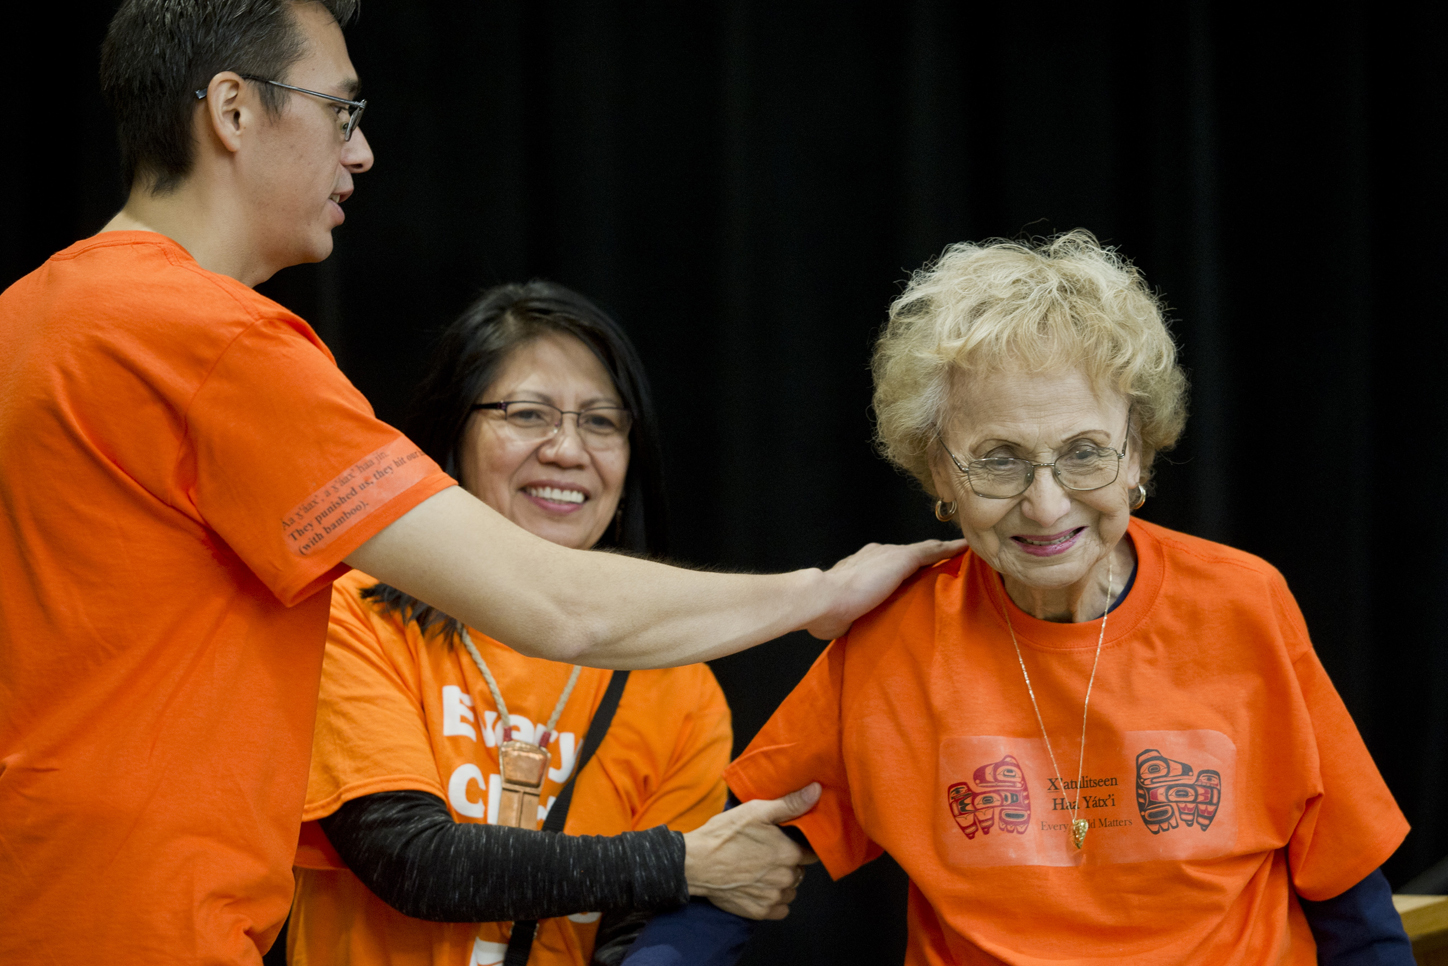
{"left": 934, "top": 499, "right": 957, "bottom": 522}
{"left": 1129, "top": 484, "right": 1147, "bottom": 510}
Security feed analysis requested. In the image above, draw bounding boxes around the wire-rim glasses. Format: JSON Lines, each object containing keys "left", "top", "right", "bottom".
{"left": 471, "top": 401, "right": 633, "bottom": 450}
{"left": 942, "top": 436, "right": 1129, "bottom": 500}
{"left": 194, "top": 74, "right": 366, "bottom": 141}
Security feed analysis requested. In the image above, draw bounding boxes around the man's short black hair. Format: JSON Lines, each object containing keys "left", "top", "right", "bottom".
{"left": 100, "top": 0, "right": 359, "bottom": 193}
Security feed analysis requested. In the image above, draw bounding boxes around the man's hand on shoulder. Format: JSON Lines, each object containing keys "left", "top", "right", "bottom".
{"left": 806, "top": 538, "right": 967, "bottom": 641}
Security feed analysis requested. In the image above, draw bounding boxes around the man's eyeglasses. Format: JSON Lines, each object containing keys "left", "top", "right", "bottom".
{"left": 195, "top": 74, "right": 366, "bottom": 141}
{"left": 942, "top": 437, "right": 1129, "bottom": 499}
{"left": 471, "top": 401, "right": 633, "bottom": 450}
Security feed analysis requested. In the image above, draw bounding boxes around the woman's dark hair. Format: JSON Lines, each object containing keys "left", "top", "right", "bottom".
{"left": 100, "top": 0, "right": 359, "bottom": 192}
{"left": 364, "top": 280, "right": 670, "bottom": 642}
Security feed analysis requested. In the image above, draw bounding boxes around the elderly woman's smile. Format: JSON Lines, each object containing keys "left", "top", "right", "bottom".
{"left": 929, "top": 365, "right": 1140, "bottom": 623}
{"left": 1012, "top": 527, "right": 1084, "bottom": 555}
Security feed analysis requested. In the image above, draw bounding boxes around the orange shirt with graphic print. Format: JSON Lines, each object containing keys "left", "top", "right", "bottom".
{"left": 725, "top": 518, "right": 1407, "bottom": 966}
{"left": 0, "top": 232, "right": 454, "bottom": 966}
{"left": 290, "top": 568, "right": 732, "bottom": 966}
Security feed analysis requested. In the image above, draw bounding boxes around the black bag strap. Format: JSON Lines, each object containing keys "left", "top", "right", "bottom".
{"left": 503, "top": 669, "right": 630, "bottom": 966}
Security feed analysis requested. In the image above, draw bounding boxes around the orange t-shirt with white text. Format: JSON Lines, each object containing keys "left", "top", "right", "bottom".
{"left": 725, "top": 518, "right": 1407, "bottom": 966}
{"left": 0, "top": 233, "right": 454, "bottom": 966}
{"left": 289, "top": 568, "right": 733, "bottom": 966}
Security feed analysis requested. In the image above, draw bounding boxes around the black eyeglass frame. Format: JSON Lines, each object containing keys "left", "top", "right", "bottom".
{"left": 470, "top": 401, "right": 634, "bottom": 441}
{"left": 194, "top": 74, "right": 366, "bottom": 141}
{"left": 941, "top": 434, "right": 1130, "bottom": 500}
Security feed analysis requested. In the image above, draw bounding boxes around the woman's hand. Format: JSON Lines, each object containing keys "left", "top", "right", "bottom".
{"left": 682, "top": 784, "right": 822, "bottom": 920}
{"left": 807, "top": 538, "right": 967, "bottom": 640}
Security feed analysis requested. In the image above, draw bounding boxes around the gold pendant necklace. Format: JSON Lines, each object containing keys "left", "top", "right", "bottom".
{"left": 1003, "top": 560, "right": 1112, "bottom": 851}
{"left": 460, "top": 628, "right": 582, "bottom": 828}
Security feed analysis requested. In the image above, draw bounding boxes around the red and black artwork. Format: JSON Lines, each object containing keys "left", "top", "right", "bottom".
{"left": 1135, "top": 748, "right": 1222, "bottom": 834}
{"left": 947, "top": 753, "right": 1031, "bottom": 839}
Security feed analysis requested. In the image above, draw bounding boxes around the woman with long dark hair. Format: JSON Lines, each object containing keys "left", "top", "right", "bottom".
{"left": 288, "top": 282, "right": 814, "bottom": 966}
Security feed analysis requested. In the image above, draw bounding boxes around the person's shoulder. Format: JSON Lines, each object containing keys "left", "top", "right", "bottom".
{"left": 842, "top": 550, "right": 964, "bottom": 647}
{"left": 329, "top": 569, "right": 409, "bottom": 633}
{"left": 1133, "top": 517, "right": 1287, "bottom": 592}
{"left": 53, "top": 232, "right": 308, "bottom": 338}
{"left": 889, "top": 549, "right": 964, "bottom": 604}
{"left": 327, "top": 569, "right": 427, "bottom": 662}
{"left": 1133, "top": 520, "right": 1319, "bottom": 661}
{"left": 333, "top": 567, "right": 382, "bottom": 603}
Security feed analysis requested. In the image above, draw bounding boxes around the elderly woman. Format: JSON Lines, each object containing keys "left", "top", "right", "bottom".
{"left": 289, "top": 282, "right": 813, "bottom": 966}
{"left": 724, "top": 233, "right": 1412, "bottom": 964}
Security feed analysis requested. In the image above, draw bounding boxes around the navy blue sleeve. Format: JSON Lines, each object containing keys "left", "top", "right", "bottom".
{"left": 1298, "top": 868, "right": 1414, "bottom": 965}
{"left": 618, "top": 794, "right": 758, "bottom": 966}
{"left": 618, "top": 898, "right": 755, "bottom": 966}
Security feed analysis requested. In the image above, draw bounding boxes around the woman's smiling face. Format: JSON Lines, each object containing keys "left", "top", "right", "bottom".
{"left": 458, "top": 332, "right": 630, "bottom": 551}
{"left": 928, "top": 365, "right": 1141, "bottom": 619}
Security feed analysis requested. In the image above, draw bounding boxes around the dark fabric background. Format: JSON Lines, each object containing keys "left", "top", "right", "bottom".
{"left": 5, "top": 3, "right": 1445, "bottom": 963}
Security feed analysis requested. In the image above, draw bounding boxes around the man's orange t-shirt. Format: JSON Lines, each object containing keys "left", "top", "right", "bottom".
{"left": 0, "top": 233, "right": 454, "bottom": 965}
{"left": 725, "top": 518, "right": 1408, "bottom": 966}
{"left": 289, "top": 568, "right": 732, "bottom": 966}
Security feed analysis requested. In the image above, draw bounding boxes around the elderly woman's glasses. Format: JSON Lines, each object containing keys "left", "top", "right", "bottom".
{"left": 471, "top": 401, "right": 633, "bottom": 450}
{"left": 943, "top": 439, "right": 1128, "bottom": 499}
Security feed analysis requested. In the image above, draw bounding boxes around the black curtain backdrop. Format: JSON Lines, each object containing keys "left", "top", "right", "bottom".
{"left": 5, "top": 3, "right": 1446, "bottom": 963}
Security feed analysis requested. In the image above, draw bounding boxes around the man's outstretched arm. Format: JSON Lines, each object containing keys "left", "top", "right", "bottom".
{"left": 346, "top": 486, "right": 962, "bottom": 668}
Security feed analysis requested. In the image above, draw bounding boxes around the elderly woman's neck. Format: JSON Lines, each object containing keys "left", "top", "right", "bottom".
{"left": 1002, "top": 537, "right": 1137, "bottom": 623}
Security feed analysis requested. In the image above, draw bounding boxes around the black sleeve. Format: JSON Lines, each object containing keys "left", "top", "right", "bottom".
{"left": 1298, "top": 868, "right": 1415, "bottom": 965}
{"left": 318, "top": 789, "right": 690, "bottom": 923}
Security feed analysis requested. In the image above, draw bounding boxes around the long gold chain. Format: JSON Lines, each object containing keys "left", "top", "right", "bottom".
{"left": 1002, "top": 559, "right": 1112, "bottom": 851}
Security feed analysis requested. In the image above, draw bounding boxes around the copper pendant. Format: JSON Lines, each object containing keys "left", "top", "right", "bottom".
{"left": 1072, "top": 817, "right": 1088, "bottom": 849}
{"left": 495, "top": 740, "right": 550, "bottom": 828}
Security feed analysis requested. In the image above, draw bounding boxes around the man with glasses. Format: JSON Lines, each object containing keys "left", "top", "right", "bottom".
{"left": 0, "top": 2, "right": 958, "bottom": 964}
{"left": 203, "top": 73, "right": 368, "bottom": 143}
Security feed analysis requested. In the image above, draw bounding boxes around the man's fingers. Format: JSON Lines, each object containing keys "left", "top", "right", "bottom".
{"left": 753, "top": 782, "right": 821, "bottom": 824}
{"left": 713, "top": 890, "right": 796, "bottom": 921}
{"left": 758, "top": 862, "right": 801, "bottom": 888}
{"left": 707, "top": 863, "right": 809, "bottom": 919}
{"left": 912, "top": 537, "right": 968, "bottom": 564}
{"left": 807, "top": 538, "right": 968, "bottom": 641}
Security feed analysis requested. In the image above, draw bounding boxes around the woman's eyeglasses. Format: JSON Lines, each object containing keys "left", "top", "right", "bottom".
{"left": 471, "top": 401, "right": 632, "bottom": 450}
{"left": 942, "top": 439, "right": 1128, "bottom": 499}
